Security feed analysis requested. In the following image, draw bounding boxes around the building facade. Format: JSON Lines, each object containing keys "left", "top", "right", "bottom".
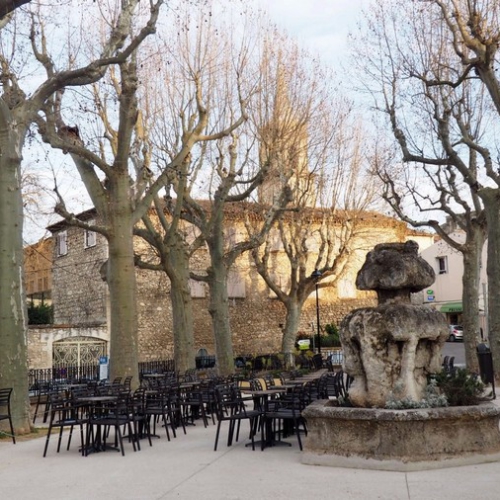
{"left": 27, "top": 207, "right": 435, "bottom": 369}
{"left": 419, "top": 231, "right": 487, "bottom": 330}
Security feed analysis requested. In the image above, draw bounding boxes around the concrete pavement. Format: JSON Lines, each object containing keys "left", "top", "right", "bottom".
{"left": 1, "top": 409, "right": 500, "bottom": 500}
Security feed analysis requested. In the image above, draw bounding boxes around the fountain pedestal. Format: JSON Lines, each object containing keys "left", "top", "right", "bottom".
{"left": 301, "top": 241, "right": 500, "bottom": 470}
{"left": 302, "top": 400, "right": 500, "bottom": 471}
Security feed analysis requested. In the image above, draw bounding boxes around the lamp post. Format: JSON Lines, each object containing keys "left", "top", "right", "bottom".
{"left": 311, "top": 269, "right": 322, "bottom": 355}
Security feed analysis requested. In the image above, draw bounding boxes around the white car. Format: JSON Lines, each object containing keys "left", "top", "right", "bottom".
{"left": 448, "top": 325, "right": 463, "bottom": 342}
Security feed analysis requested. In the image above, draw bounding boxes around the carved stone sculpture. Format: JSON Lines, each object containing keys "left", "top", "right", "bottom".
{"left": 340, "top": 240, "right": 449, "bottom": 408}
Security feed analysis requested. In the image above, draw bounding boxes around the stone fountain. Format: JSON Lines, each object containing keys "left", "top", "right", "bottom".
{"left": 302, "top": 241, "right": 500, "bottom": 471}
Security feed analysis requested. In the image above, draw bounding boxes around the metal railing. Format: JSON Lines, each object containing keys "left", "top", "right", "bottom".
{"left": 29, "top": 359, "right": 177, "bottom": 390}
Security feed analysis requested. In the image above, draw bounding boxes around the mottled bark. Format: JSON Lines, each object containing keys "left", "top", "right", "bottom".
{"left": 0, "top": 0, "right": 31, "bottom": 18}
{"left": 0, "top": 100, "right": 31, "bottom": 434}
{"left": 206, "top": 241, "right": 234, "bottom": 376}
{"left": 462, "top": 230, "right": 486, "bottom": 373}
{"left": 481, "top": 189, "right": 500, "bottom": 381}
{"left": 106, "top": 181, "right": 139, "bottom": 387}
{"left": 281, "top": 301, "right": 302, "bottom": 366}
{"left": 165, "top": 236, "right": 195, "bottom": 373}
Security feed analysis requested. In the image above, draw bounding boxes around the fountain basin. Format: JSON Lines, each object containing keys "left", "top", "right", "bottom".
{"left": 302, "top": 399, "right": 500, "bottom": 471}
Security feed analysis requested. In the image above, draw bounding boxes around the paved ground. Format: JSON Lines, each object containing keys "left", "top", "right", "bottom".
{"left": 442, "top": 342, "right": 466, "bottom": 366}
{"left": 2, "top": 401, "right": 500, "bottom": 500}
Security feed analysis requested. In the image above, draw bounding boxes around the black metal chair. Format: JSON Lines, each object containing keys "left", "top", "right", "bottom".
{"left": 32, "top": 381, "right": 52, "bottom": 424}
{"left": 85, "top": 394, "right": 138, "bottom": 456}
{"left": 0, "top": 388, "right": 16, "bottom": 444}
{"left": 43, "top": 392, "right": 85, "bottom": 457}
{"left": 213, "top": 385, "right": 260, "bottom": 451}
{"left": 262, "top": 385, "right": 307, "bottom": 450}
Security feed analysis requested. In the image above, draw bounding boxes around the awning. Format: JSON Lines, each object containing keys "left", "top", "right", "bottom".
{"left": 440, "top": 302, "right": 462, "bottom": 313}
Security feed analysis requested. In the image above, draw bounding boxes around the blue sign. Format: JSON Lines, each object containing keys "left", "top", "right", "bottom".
{"left": 427, "top": 295, "right": 435, "bottom": 302}
{"left": 99, "top": 356, "right": 108, "bottom": 364}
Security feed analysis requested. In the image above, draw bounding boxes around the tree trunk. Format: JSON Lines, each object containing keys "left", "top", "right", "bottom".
{"left": 0, "top": 102, "right": 30, "bottom": 434}
{"left": 462, "top": 229, "right": 485, "bottom": 373}
{"left": 107, "top": 189, "right": 139, "bottom": 389}
{"left": 281, "top": 300, "right": 302, "bottom": 367}
{"left": 165, "top": 236, "right": 195, "bottom": 374}
{"left": 480, "top": 188, "right": 500, "bottom": 381}
{"left": 206, "top": 260, "right": 234, "bottom": 377}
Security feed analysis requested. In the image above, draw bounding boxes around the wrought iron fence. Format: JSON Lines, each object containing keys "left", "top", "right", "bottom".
{"left": 29, "top": 364, "right": 100, "bottom": 390}
{"left": 29, "top": 358, "right": 177, "bottom": 390}
{"left": 138, "top": 359, "right": 176, "bottom": 374}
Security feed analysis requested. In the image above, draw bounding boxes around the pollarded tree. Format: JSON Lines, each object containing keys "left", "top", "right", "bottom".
{"left": 250, "top": 80, "right": 380, "bottom": 364}
{"left": 0, "top": 0, "right": 160, "bottom": 433}
{"left": 427, "top": 0, "right": 500, "bottom": 381}
{"left": 351, "top": 0, "right": 493, "bottom": 372}
{"left": 128, "top": 7, "right": 258, "bottom": 374}
{"left": 29, "top": 1, "right": 166, "bottom": 387}
{"left": 144, "top": 11, "right": 294, "bottom": 376}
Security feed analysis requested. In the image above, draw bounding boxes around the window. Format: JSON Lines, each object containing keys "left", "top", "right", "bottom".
{"left": 268, "top": 272, "right": 290, "bottom": 298}
{"left": 84, "top": 222, "right": 97, "bottom": 248}
{"left": 437, "top": 256, "right": 448, "bottom": 274}
{"left": 338, "top": 278, "right": 356, "bottom": 299}
{"left": 228, "top": 270, "right": 246, "bottom": 298}
{"left": 268, "top": 228, "right": 284, "bottom": 252}
{"left": 56, "top": 231, "right": 67, "bottom": 257}
{"left": 189, "top": 279, "right": 206, "bottom": 298}
{"left": 225, "top": 227, "right": 238, "bottom": 250}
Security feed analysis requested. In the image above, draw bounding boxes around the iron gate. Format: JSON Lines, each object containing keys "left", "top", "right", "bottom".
{"left": 53, "top": 336, "right": 107, "bottom": 380}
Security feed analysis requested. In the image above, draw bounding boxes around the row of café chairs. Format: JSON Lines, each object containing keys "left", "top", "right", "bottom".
{"left": 42, "top": 377, "right": 155, "bottom": 457}
{"left": 213, "top": 370, "right": 353, "bottom": 452}
{"left": 41, "top": 381, "right": 150, "bottom": 457}
{"left": 41, "top": 373, "right": 235, "bottom": 457}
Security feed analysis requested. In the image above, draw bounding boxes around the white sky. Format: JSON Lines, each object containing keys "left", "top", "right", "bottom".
{"left": 255, "top": 0, "right": 368, "bottom": 67}
{"left": 23, "top": 0, "right": 371, "bottom": 244}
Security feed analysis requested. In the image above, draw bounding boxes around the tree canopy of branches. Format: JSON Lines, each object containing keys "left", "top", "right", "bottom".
{"left": 351, "top": 0, "right": 500, "bottom": 373}
{"left": 0, "top": 0, "right": 164, "bottom": 423}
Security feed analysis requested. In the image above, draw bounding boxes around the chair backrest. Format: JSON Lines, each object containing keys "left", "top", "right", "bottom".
{"left": 0, "top": 388, "right": 13, "bottom": 409}
{"left": 123, "top": 376, "right": 133, "bottom": 391}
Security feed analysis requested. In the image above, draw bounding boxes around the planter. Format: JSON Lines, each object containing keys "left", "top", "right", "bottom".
{"left": 302, "top": 399, "right": 500, "bottom": 471}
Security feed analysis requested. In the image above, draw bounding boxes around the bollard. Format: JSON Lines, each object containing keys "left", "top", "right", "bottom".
{"left": 477, "top": 343, "right": 496, "bottom": 399}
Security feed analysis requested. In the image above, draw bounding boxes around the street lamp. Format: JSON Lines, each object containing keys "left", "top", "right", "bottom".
{"left": 311, "top": 269, "right": 322, "bottom": 355}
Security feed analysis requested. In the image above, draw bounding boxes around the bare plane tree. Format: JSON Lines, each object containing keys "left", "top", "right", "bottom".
{"left": 351, "top": 0, "right": 498, "bottom": 372}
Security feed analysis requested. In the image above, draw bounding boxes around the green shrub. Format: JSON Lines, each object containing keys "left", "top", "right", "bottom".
{"left": 435, "top": 368, "right": 485, "bottom": 406}
{"left": 322, "top": 323, "right": 341, "bottom": 347}
{"left": 295, "top": 325, "right": 341, "bottom": 349}
{"left": 28, "top": 303, "right": 53, "bottom": 325}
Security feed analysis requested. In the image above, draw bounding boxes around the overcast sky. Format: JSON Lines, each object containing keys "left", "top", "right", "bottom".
{"left": 255, "top": 0, "right": 368, "bottom": 68}
{"left": 24, "top": 0, "right": 371, "bottom": 244}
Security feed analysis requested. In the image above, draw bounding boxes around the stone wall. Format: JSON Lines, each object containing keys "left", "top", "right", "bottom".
{"left": 134, "top": 249, "right": 378, "bottom": 358}
{"left": 51, "top": 224, "right": 108, "bottom": 325}
{"left": 43, "top": 209, "right": 431, "bottom": 365}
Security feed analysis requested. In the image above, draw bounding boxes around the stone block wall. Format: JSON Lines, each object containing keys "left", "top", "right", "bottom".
{"left": 51, "top": 224, "right": 108, "bottom": 325}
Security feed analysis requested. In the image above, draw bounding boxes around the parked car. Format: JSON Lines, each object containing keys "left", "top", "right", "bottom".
{"left": 448, "top": 325, "right": 463, "bottom": 342}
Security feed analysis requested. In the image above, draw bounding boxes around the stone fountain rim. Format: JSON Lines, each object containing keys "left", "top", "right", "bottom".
{"left": 303, "top": 398, "right": 500, "bottom": 422}
{"left": 302, "top": 399, "right": 500, "bottom": 471}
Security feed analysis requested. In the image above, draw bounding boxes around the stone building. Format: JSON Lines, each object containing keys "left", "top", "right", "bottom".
{"left": 26, "top": 205, "right": 434, "bottom": 369}
{"left": 24, "top": 238, "right": 53, "bottom": 304}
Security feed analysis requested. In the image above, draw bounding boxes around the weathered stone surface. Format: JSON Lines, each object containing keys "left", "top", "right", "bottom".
{"left": 304, "top": 240, "right": 500, "bottom": 471}
{"left": 302, "top": 400, "right": 500, "bottom": 471}
{"left": 341, "top": 303, "right": 448, "bottom": 407}
{"left": 340, "top": 240, "right": 448, "bottom": 407}
{"left": 356, "top": 240, "right": 435, "bottom": 296}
